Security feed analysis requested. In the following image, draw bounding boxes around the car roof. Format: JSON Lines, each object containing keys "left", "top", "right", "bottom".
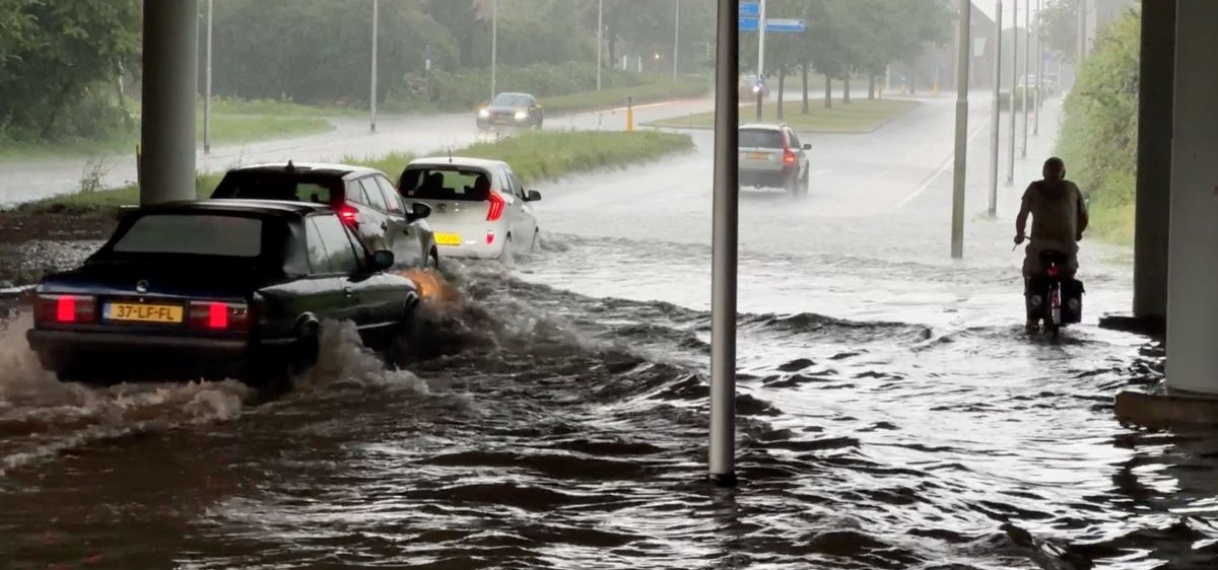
{"left": 126, "top": 199, "right": 335, "bottom": 219}
{"left": 405, "top": 156, "right": 505, "bottom": 169}
{"left": 494, "top": 92, "right": 534, "bottom": 98}
{"left": 739, "top": 123, "right": 786, "bottom": 131}
{"left": 229, "top": 161, "right": 385, "bottom": 179}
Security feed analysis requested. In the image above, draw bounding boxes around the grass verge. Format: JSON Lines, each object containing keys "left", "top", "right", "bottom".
{"left": 0, "top": 111, "right": 333, "bottom": 161}
{"left": 538, "top": 79, "right": 710, "bottom": 115}
{"left": 642, "top": 98, "right": 920, "bottom": 133}
{"left": 11, "top": 129, "right": 695, "bottom": 217}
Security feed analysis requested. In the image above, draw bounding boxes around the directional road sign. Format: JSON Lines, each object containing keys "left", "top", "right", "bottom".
{"left": 740, "top": 2, "right": 760, "bottom": 17}
{"left": 739, "top": 17, "right": 806, "bottom": 33}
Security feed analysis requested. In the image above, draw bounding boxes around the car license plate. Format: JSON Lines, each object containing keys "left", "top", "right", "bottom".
{"left": 105, "top": 302, "right": 184, "bottom": 323}
{"left": 747, "top": 151, "right": 768, "bottom": 160}
{"left": 434, "top": 232, "right": 462, "bottom": 246}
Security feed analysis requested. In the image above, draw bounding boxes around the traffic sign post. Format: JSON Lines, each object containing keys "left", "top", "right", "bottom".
{"left": 737, "top": 1, "right": 805, "bottom": 121}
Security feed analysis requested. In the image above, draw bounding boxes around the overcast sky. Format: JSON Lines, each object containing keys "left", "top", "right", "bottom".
{"left": 970, "top": 0, "right": 1039, "bottom": 28}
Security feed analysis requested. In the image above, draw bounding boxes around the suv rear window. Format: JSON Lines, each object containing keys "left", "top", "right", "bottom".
{"left": 111, "top": 214, "right": 264, "bottom": 257}
{"left": 739, "top": 129, "right": 785, "bottom": 149}
{"left": 399, "top": 167, "right": 492, "bottom": 201}
{"left": 211, "top": 170, "right": 342, "bottom": 206}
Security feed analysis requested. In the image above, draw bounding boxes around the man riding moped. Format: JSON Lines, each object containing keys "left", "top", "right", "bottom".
{"left": 1014, "top": 157, "right": 1089, "bottom": 334}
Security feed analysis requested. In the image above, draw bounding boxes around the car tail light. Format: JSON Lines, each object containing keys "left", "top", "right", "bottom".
{"left": 188, "top": 301, "right": 251, "bottom": 332}
{"left": 1046, "top": 265, "right": 1060, "bottom": 278}
{"left": 486, "top": 191, "right": 506, "bottom": 222}
{"left": 782, "top": 147, "right": 797, "bottom": 168}
{"left": 338, "top": 204, "right": 360, "bottom": 226}
{"left": 486, "top": 230, "right": 496, "bottom": 244}
{"left": 34, "top": 294, "right": 96, "bottom": 324}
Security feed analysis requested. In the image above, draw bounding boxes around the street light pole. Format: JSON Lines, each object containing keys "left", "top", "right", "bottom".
{"left": 988, "top": 0, "right": 1002, "bottom": 218}
{"left": 203, "top": 0, "right": 213, "bottom": 154}
{"left": 1005, "top": 0, "right": 1017, "bottom": 184}
{"left": 491, "top": 0, "right": 498, "bottom": 99}
{"left": 673, "top": 0, "right": 680, "bottom": 81}
{"left": 370, "top": 0, "right": 378, "bottom": 133}
{"left": 709, "top": 0, "right": 740, "bottom": 488}
{"left": 756, "top": 0, "right": 766, "bottom": 121}
{"left": 1020, "top": 0, "right": 1029, "bottom": 158}
{"left": 597, "top": 0, "right": 603, "bottom": 90}
{"left": 1034, "top": 0, "right": 1042, "bottom": 136}
{"left": 950, "top": 0, "right": 971, "bottom": 259}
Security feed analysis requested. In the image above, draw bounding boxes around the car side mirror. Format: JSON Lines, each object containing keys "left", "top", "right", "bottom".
{"left": 410, "top": 203, "right": 431, "bottom": 220}
{"left": 371, "top": 250, "right": 394, "bottom": 271}
{"left": 526, "top": 190, "right": 541, "bottom": 202}
{"left": 802, "top": 143, "right": 811, "bottom": 150}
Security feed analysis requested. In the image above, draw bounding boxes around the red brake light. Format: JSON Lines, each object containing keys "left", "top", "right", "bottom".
{"left": 338, "top": 205, "right": 360, "bottom": 225}
{"left": 486, "top": 190, "right": 506, "bottom": 222}
{"left": 35, "top": 294, "right": 96, "bottom": 324}
{"left": 782, "top": 147, "right": 797, "bottom": 167}
{"left": 1046, "top": 265, "right": 1060, "bottom": 278}
{"left": 486, "top": 230, "right": 496, "bottom": 244}
{"left": 188, "top": 301, "right": 250, "bottom": 331}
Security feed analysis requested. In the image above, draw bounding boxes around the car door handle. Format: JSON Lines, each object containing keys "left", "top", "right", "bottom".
{"left": 343, "top": 286, "right": 353, "bottom": 296}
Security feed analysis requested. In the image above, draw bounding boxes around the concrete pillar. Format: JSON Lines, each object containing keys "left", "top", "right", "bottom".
{"left": 1132, "top": 0, "right": 1175, "bottom": 320}
{"left": 140, "top": 0, "right": 199, "bottom": 205}
{"left": 1166, "top": 0, "right": 1218, "bottom": 395}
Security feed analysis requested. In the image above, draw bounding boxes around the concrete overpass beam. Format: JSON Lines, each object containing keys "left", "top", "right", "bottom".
{"left": 1166, "top": 0, "right": 1218, "bottom": 395}
{"left": 1132, "top": 0, "right": 1174, "bottom": 321}
{"left": 139, "top": 0, "right": 199, "bottom": 205}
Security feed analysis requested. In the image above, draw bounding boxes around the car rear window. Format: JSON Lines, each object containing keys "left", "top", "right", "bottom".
{"left": 399, "top": 167, "right": 492, "bottom": 201}
{"left": 739, "top": 129, "right": 785, "bottom": 149}
{"left": 211, "top": 171, "right": 341, "bottom": 206}
{"left": 111, "top": 214, "right": 264, "bottom": 257}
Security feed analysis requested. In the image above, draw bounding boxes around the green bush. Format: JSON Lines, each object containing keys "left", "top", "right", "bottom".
{"left": 1056, "top": 7, "right": 1140, "bottom": 243}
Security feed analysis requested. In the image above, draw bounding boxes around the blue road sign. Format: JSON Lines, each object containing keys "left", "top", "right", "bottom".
{"left": 740, "top": 2, "right": 760, "bottom": 17}
{"left": 739, "top": 17, "right": 806, "bottom": 33}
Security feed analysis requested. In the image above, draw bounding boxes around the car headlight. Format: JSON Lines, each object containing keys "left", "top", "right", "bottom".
{"left": 752, "top": 85, "right": 761, "bottom": 93}
{"left": 479, "top": 109, "right": 490, "bottom": 118}
{"left": 514, "top": 110, "right": 527, "bottom": 120}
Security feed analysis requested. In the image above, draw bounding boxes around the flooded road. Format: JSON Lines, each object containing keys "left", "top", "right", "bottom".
{"left": 2, "top": 95, "right": 1212, "bottom": 570}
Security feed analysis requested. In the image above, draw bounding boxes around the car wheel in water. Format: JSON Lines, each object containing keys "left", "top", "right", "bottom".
{"left": 800, "top": 171, "right": 810, "bottom": 196}
{"left": 530, "top": 230, "right": 541, "bottom": 252}
{"left": 498, "top": 235, "right": 514, "bottom": 263}
{"left": 786, "top": 175, "right": 800, "bottom": 197}
{"left": 429, "top": 248, "right": 440, "bottom": 270}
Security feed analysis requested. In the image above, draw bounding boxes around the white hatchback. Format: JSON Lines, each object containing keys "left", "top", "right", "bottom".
{"left": 396, "top": 156, "right": 541, "bottom": 260}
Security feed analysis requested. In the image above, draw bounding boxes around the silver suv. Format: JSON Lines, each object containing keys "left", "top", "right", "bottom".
{"left": 738, "top": 123, "right": 810, "bottom": 197}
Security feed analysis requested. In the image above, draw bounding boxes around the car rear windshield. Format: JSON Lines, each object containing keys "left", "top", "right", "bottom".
{"left": 739, "top": 129, "right": 785, "bottom": 149}
{"left": 399, "top": 167, "right": 492, "bottom": 201}
{"left": 211, "top": 170, "right": 342, "bottom": 206}
{"left": 110, "top": 214, "right": 265, "bottom": 257}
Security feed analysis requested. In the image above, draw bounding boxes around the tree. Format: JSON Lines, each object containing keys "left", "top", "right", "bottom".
{"left": 0, "top": 0, "right": 141, "bottom": 141}
{"left": 1039, "top": 0, "right": 1079, "bottom": 63}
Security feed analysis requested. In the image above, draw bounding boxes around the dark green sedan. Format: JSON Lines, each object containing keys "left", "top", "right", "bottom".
{"left": 25, "top": 199, "right": 421, "bottom": 392}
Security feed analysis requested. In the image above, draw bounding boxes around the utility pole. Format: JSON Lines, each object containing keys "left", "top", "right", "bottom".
{"left": 203, "top": 0, "right": 213, "bottom": 154}
{"left": 988, "top": 0, "right": 1002, "bottom": 217}
{"left": 1020, "top": 0, "right": 1029, "bottom": 158}
{"left": 1034, "top": 0, "right": 1042, "bottom": 136}
{"left": 709, "top": 0, "right": 740, "bottom": 488}
{"left": 756, "top": 0, "right": 766, "bottom": 121}
{"left": 1077, "top": 0, "right": 1087, "bottom": 61}
{"left": 370, "top": 0, "right": 378, "bottom": 133}
{"left": 491, "top": 0, "right": 498, "bottom": 99}
{"left": 950, "top": 0, "right": 971, "bottom": 259}
{"left": 1005, "top": 0, "right": 1017, "bottom": 185}
{"left": 673, "top": 0, "right": 680, "bottom": 81}
{"left": 596, "top": 0, "right": 603, "bottom": 90}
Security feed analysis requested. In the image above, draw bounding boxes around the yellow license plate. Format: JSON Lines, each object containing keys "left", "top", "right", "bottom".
{"left": 746, "top": 151, "right": 768, "bottom": 160}
{"left": 105, "top": 302, "right": 184, "bottom": 323}
{"left": 434, "top": 232, "right": 463, "bottom": 246}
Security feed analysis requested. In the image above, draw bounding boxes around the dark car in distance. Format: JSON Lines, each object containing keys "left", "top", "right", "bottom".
{"left": 25, "top": 200, "right": 422, "bottom": 390}
{"left": 476, "top": 92, "right": 544, "bottom": 131}
{"left": 209, "top": 162, "right": 439, "bottom": 269}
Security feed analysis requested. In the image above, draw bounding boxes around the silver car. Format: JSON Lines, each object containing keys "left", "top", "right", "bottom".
{"left": 396, "top": 157, "right": 541, "bottom": 261}
{"left": 738, "top": 123, "right": 811, "bottom": 197}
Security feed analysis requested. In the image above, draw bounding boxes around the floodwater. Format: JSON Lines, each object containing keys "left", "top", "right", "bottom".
{"left": 1, "top": 96, "right": 1213, "bottom": 570}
